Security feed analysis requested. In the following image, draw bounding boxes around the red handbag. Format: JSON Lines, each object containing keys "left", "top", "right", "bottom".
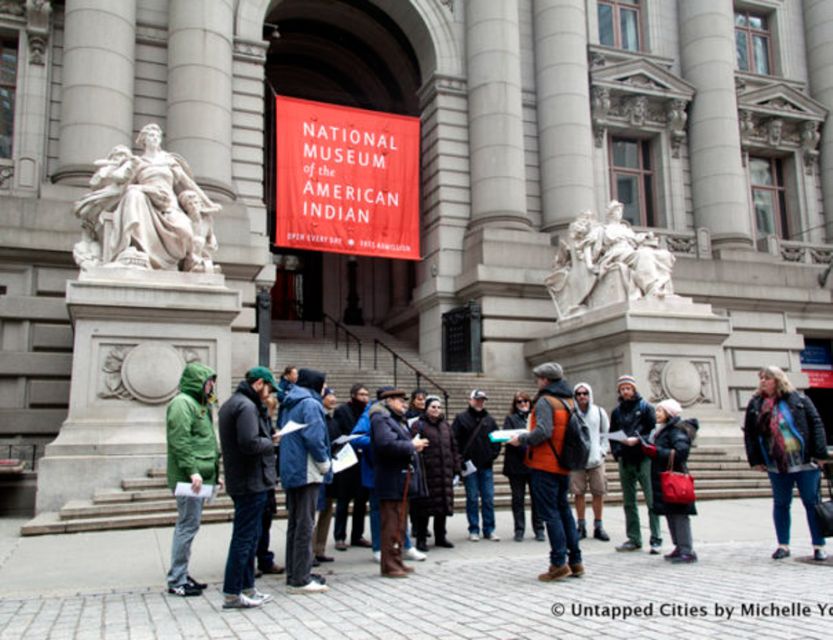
{"left": 659, "top": 450, "right": 696, "bottom": 504}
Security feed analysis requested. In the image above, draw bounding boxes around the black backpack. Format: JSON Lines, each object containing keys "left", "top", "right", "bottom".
{"left": 547, "top": 397, "right": 591, "bottom": 471}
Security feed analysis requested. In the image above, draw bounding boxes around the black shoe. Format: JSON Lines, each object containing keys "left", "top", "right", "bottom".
{"left": 416, "top": 539, "right": 429, "bottom": 552}
{"left": 186, "top": 575, "right": 207, "bottom": 590}
{"left": 315, "top": 554, "right": 335, "bottom": 563}
{"left": 435, "top": 539, "right": 455, "bottom": 549}
{"left": 168, "top": 584, "right": 202, "bottom": 597}
{"left": 772, "top": 547, "right": 790, "bottom": 560}
{"left": 310, "top": 573, "right": 327, "bottom": 585}
{"left": 616, "top": 540, "right": 641, "bottom": 552}
{"left": 513, "top": 532, "right": 524, "bottom": 542}
{"left": 649, "top": 537, "right": 662, "bottom": 555}
{"left": 312, "top": 558, "right": 320, "bottom": 567}
{"left": 814, "top": 549, "right": 828, "bottom": 561}
{"left": 535, "top": 531, "right": 546, "bottom": 542}
{"left": 593, "top": 526, "right": 610, "bottom": 542}
{"left": 577, "top": 523, "right": 587, "bottom": 540}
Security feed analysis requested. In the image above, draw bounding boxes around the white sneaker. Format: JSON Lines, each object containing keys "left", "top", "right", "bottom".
{"left": 243, "top": 588, "right": 272, "bottom": 604}
{"left": 484, "top": 533, "right": 501, "bottom": 542}
{"left": 372, "top": 551, "right": 381, "bottom": 563}
{"left": 222, "top": 593, "right": 262, "bottom": 609}
{"left": 468, "top": 533, "right": 480, "bottom": 542}
{"left": 405, "top": 547, "right": 427, "bottom": 561}
{"left": 287, "top": 581, "right": 330, "bottom": 595}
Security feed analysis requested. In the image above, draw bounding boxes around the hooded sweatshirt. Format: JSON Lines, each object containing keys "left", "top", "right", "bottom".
{"left": 573, "top": 382, "right": 610, "bottom": 469}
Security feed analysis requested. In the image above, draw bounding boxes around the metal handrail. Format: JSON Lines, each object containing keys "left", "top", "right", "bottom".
{"left": 317, "top": 312, "right": 363, "bottom": 368}
{"left": 373, "top": 338, "right": 450, "bottom": 411}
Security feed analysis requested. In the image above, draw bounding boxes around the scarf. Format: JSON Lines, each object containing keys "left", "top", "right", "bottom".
{"left": 758, "top": 395, "right": 789, "bottom": 473}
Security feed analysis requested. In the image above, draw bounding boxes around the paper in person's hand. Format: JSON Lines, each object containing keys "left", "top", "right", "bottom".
{"left": 174, "top": 482, "right": 214, "bottom": 499}
{"left": 461, "top": 459, "right": 477, "bottom": 477}
{"left": 606, "top": 430, "right": 630, "bottom": 443}
{"left": 332, "top": 434, "right": 361, "bottom": 445}
{"left": 332, "top": 443, "right": 359, "bottom": 474}
{"left": 279, "top": 420, "right": 308, "bottom": 436}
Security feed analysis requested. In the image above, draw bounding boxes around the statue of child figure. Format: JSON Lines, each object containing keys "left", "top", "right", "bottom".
{"left": 178, "top": 189, "right": 219, "bottom": 273}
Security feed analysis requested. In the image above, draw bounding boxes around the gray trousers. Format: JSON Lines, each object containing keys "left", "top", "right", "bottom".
{"left": 285, "top": 484, "right": 320, "bottom": 587}
{"left": 167, "top": 495, "right": 205, "bottom": 587}
{"left": 666, "top": 513, "right": 693, "bottom": 555}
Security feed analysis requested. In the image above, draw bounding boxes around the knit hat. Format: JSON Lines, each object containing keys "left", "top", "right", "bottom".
{"left": 533, "top": 362, "right": 563, "bottom": 381}
{"left": 656, "top": 398, "right": 682, "bottom": 418}
{"left": 297, "top": 368, "right": 326, "bottom": 393}
{"left": 424, "top": 395, "right": 442, "bottom": 408}
{"left": 322, "top": 386, "right": 335, "bottom": 399}
{"left": 616, "top": 374, "right": 637, "bottom": 391}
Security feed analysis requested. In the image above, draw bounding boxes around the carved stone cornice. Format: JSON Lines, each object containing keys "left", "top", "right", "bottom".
{"left": 0, "top": 0, "right": 23, "bottom": 18}
{"left": 418, "top": 73, "right": 467, "bottom": 109}
{"left": 136, "top": 24, "right": 167, "bottom": 46}
{"left": 589, "top": 57, "right": 695, "bottom": 153}
{"left": 736, "top": 79, "right": 827, "bottom": 174}
{"left": 233, "top": 37, "right": 268, "bottom": 64}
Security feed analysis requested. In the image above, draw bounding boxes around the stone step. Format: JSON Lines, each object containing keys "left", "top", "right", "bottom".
{"left": 23, "top": 488, "right": 777, "bottom": 536}
{"left": 121, "top": 477, "right": 167, "bottom": 491}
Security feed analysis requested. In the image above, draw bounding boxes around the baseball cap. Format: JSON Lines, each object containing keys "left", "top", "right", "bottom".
{"left": 246, "top": 366, "right": 278, "bottom": 390}
{"left": 470, "top": 389, "right": 488, "bottom": 400}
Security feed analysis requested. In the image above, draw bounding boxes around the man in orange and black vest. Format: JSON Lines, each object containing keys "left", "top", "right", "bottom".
{"left": 508, "top": 362, "right": 583, "bottom": 581}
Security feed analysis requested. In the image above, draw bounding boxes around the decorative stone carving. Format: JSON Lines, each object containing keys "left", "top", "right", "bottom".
{"left": 666, "top": 99, "right": 687, "bottom": 159}
{"left": 647, "top": 359, "right": 714, "bottom": 407}
{"left": 545, "top": 202, "right": 677, "bottom": 319}
{"left": 625, "top": 95, "right": 647, "bottom": 127}
{"left": 72, "top": 123, "right": 221, "bottom": 273}
{"left": 801, "top": 121, "right": 820, "bottom": 175}
{"left": 25, "top": 0, "right": 50, "bottom": 65}
{"left": 767, "top": 118, "right": 783, "bottom": 146}
{"left": 591, "top": 86, "right": 611, "bottom": 148}
{"left": 0, "top": 0, "right": 24, "bottom": 17}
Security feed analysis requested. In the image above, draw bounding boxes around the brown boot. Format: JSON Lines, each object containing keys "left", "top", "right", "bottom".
{"left": 538, "top": 564, "right": 572, "bottom": 582}
{"left": 381, "top": 570, "right": 409, "bottom": 578}
{"left": 569, "top": 563, "right": 585, "bottom": 577}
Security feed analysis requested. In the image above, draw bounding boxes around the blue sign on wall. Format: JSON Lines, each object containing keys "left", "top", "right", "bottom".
{"left": 801, "top": 339, "right": 833, "bottom": 368}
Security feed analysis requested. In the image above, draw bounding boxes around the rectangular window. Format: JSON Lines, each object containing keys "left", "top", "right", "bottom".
{"left": 598, "top": 0, "right": 641, "bottom": 52}
{"left": 0, "top": 37, "right": 16, "bottom": 160}
{"left": 735, "top": 10, "right": 772, "bottom": 75}
{"left": 750, "top": 156, "right": 788, "bottom": 239}
{"left": 609, "top": 137, "right": 654, "bottom": 226}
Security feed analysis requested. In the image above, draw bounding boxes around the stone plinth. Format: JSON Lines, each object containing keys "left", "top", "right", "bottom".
{"left": 35, "top": 268, "right": 241, "bottom": 513}
{"left": 524, "top": 297, "right": 740, "bottom": 448}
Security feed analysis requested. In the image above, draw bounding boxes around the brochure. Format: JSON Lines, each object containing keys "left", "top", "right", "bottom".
{"left": 332, "top": 443, "right": 359, "bottom": 474}
{"left": 174, "top": 482, "right": 215, "bottom": 500}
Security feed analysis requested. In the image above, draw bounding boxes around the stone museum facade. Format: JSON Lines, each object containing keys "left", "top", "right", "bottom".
{"left": 0, "top": 0, "right": 832, "bottom": 508}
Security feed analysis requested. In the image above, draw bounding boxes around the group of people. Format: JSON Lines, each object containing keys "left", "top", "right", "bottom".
{"left": 163, "top": 358, "right": 830, "bottom": 605}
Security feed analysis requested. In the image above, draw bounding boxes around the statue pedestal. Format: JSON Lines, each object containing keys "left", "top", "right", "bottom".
{"left": 35, "top": 268, "right": 241, "bottom": 513}
{"left": 524, "top": 297, "right": 741, "bottom": 449}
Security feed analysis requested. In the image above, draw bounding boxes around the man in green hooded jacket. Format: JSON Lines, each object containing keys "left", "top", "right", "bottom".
{"left": 165, "top": 362, "right": 219, "bottom": 597}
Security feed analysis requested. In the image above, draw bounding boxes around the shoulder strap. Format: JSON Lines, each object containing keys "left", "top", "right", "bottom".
{"left": 461, "top": 414, "right": 487, "bottom": 458}
{"left": 545, "top": 397, "right": 572, "bottom": 466}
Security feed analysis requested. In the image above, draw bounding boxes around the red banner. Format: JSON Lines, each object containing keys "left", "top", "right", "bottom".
{"left": 275, "top": 96, "right": 421, "bottom": 260}
{"left": 804, "top": 369, "right": 833, "bottom": 389}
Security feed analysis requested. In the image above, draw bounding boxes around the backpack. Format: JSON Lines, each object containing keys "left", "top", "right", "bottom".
{"left": 548, "top": 397, "right": 591, "bottom": 471}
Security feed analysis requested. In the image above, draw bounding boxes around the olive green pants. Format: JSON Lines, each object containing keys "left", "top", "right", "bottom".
{"left": 618, "top": 458, "right": 661, "bottom": 546}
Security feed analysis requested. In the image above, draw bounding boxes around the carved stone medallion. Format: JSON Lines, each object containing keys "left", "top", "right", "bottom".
{"left": 662, "top": 360, "right": 702, "bottom": 406}
{"left": 120, "top": 342, "right": 184, "bottom": 404}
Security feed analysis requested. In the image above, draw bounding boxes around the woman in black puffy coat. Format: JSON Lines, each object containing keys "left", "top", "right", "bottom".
{"left": 502, "top": 392, "right": 543, "bottom": 542}
{"left": 640, "top": 398, "right": 699, "bottom": 564}
{"left": 410, "top": 396, "right": 461, "bottom": 550}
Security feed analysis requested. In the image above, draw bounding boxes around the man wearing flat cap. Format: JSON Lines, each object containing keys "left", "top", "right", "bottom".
{"left": 508, "top": 362, "right": 583, "bottom": 581}
{"left": 218, "top": 366, "right": 280, "bottom": 608}
{"left": 370, "top": 387, "right": 428, "bottom": 577}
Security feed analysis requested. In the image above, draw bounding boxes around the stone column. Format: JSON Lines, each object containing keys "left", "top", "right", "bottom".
{"left": 54, "top": 0, "right": 136, "bottom": 185}
{"left": 533, "top": 0, "right": 595, "bottom": 232}
{"left": 166, "top": 0, "right": 234, "bottom": 200}
{"left": 465, "top": 0, "right": 529, "bottom": 230}
{"left": 679, "top": 1, "right": 753, "bottom": 249}
{"left": 804, "top": 0, "right": 833, "bottom": 242}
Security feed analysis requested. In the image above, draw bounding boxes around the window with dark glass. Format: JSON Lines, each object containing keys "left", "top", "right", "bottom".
{"left": 735, "top": 10, "right": 772, "bottom": 75}
{"left": 609, "top": 137, "right": 654, "bottom": 226}
{"left": 750, "top": 156, "right": 788, "bottom": 239}
{"left": 0, "top": 37, "right": 16, "bottom": 159}
{"left": 598, "top": 0, "right": 641, "bottom": 52}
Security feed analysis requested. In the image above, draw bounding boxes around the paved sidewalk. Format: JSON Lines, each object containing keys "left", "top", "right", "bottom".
{"left": 1, "top": 499, "right": 831, "bottom": 639}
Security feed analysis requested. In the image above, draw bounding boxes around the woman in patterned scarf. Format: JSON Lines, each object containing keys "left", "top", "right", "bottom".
{"left": 743, "top": 366, "right": 829, "bottom": 561}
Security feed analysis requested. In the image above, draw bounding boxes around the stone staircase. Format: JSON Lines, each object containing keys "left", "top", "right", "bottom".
{"left": 22, "top": 320, "right": 766, "bottom": 536}
{"left": 21, "top": 450, "right": 770, "bottom": 535}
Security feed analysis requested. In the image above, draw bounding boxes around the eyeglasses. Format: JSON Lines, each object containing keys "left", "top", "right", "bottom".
{"left": 575, "top": 391, "right": 589, "bottom": 397}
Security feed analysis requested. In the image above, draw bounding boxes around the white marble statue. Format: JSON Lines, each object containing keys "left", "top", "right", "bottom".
{"left": 546, "top": 201, "right": 676, "bottom": 318}
{"left": 72, "top": 123, "right": 221, "bottom": 272}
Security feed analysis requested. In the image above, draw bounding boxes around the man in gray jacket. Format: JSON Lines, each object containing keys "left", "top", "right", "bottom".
{"left": 218, "top": 366, "right": 279, "bottom": 609}
{"left": 570, "top": 382, "right": 610, "bottom": 542}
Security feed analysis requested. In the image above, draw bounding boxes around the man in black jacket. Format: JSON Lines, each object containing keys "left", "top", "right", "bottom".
{"left": 452, "top": 389, "right": 501, "bottom": 541}
{"left": 331, "top": 383, "right": 371, "bottom": 550}
{"left": 218, "top": 366, "right": 279, "bottom": 609}
{"left": 609, "top": 374, "right": 662, "bottom": 553}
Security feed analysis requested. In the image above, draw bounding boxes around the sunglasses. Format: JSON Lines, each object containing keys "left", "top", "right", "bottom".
{"left": 516, "top": 399, "right": 530, "bottom": 404}
{"left": 575, "top": 391, "right": 589, "bottom": 396}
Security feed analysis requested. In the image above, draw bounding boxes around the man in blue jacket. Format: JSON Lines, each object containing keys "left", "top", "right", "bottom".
{"left": 279, "top": 368, "right": 333, "bottom": 594}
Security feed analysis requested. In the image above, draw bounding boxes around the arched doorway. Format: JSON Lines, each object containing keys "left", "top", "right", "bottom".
{"left": 263, "top": 0, "right": 422, "bottom": 327}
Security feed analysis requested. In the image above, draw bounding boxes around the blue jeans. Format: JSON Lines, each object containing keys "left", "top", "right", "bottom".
{"left": 167, "top": 495, "right": 204, "bottom": 588}
{"left": 369, "top": 489, "right": 413, "bottom": 552}
{"left": 463, "top": 468, "right": 495, "bottom": 536}
{"left": 530, "top": 470, "right": 581, "bottom": 567}
{"left": 768, "top": 468, "right": 825, "bottom": 546}
{"left": 222, "top": 491, "right": 268, "bottom": 595}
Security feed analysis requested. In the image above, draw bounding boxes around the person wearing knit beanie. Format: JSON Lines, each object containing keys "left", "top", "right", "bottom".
{"left": 617, "top": 374, "right": 637, "bottom": 391}
{"left": 656, "top": 398, "right": 682, "bottom": 419}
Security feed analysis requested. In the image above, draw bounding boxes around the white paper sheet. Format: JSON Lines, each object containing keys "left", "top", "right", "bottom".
{"left": 332, "top": 434, "right": 362, "bottom": 445}
{"left": 174, "top": 482, "right": 215, "bottom": 499}
{"left": 279, "top": 420, "right": 308, "bottom": 436}
{"left": 606, "top": 430, "right": 631, "bottom": 443}
{"left": 332, "top": 443, "right": 359, "bottom": 474}
{"left": 461, "top": 459, "right": 477, "bottom": 477}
